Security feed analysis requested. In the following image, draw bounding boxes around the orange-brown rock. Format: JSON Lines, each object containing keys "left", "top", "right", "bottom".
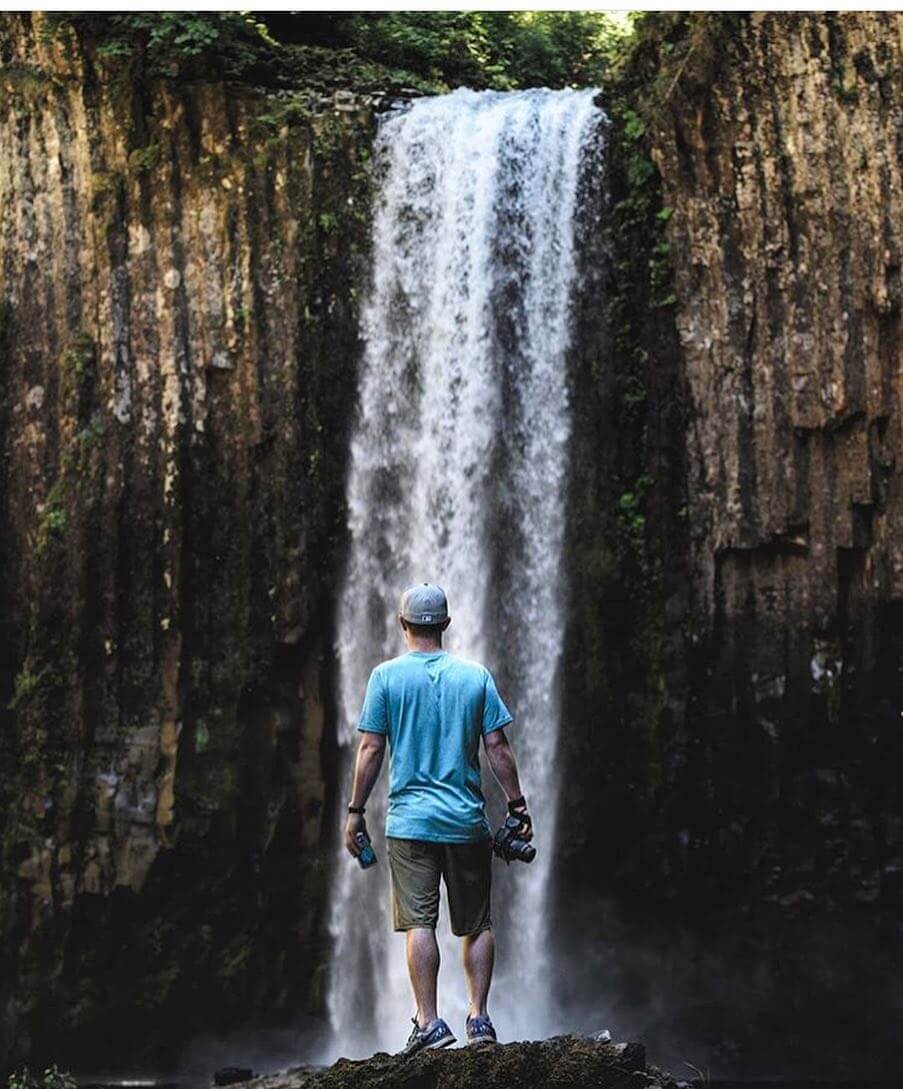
{"left": 0, "top": 12, "right": 372, "bottom": 1067}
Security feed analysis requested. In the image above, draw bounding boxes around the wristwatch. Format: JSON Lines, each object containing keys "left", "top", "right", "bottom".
{"left": 347, "top": 804, "right": 366, "bottom": 815}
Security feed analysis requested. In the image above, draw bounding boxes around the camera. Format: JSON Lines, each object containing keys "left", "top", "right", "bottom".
{"left": 493, "top": 814, "right": 536, "bottom": 864}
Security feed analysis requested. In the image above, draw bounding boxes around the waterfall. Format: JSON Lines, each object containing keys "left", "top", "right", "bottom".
{"left": 326, "top": 87, "right": 606, "bottom": 1059}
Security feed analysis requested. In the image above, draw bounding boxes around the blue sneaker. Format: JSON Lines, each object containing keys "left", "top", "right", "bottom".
{"left": 403, "top": 1016, "right": 456, "bottom": 1055}
{"left": 465, "top": 1014, "right": 498, "bottom": 1046}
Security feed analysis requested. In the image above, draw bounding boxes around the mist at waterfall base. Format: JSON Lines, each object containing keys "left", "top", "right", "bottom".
{"left": 323, "top": 87, "right": 607, "bottom": 1061}
{"left": 549, "top": 898, "right": 903, "bottom": 1083}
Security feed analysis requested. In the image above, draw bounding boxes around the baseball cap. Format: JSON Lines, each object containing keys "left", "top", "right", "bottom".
{"left": 399, "top": 583, "right": 449, "bottom": 625}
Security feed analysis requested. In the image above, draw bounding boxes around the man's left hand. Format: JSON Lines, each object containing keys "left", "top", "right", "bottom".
{"left": 344, "top": 812, "right": 366, "bottom": 857}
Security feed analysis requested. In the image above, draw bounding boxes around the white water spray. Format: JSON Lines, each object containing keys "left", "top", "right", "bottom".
{"left": 327, "top": 87, "right": 606, "bottom": 1059}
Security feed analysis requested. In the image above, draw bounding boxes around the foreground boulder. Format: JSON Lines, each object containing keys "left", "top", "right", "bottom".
{"left": 232, "top": 1034, "right": 682, "bottom": 1089}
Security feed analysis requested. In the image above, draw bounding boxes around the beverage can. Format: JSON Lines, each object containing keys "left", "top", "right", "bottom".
{"left": 355, "top": 831, "right": 377, "bottom": 869}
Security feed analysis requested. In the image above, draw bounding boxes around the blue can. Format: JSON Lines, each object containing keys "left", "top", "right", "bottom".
{"left": 355, "top": 831, "right": 377, "bottom": 869}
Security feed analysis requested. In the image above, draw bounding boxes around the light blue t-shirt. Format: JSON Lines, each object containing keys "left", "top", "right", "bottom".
{"left": 357, "top": 650, "right": 513, "bottom": 842}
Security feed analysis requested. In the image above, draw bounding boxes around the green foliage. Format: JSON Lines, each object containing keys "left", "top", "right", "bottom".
{"left": 608, "top": 12, "right": 739, "bottom": 125}
{"left": 35, "top": 478, "right": 68, "bottom": 553}
{"left": 342, "top": 12, "right": 634, "bottom": 90}
{"left": 7, "top": 1065, "right": 77, "bottom": 1089}
{"left": 76, "top": 415, "right": 107, "bottom": 447}
{"left": 60, "top": 335, "right": 94, "bottom": 387}
{"left": 44, "top": 12, "right": 275, "bottom": 79}
{"left": 8, "top": 661, "right": 53, "bottom": 713}
{"left": 6, "top": 651, "right": 67, "bottom": 774}
{"left": 39, "top": 505, "right": 67, "bottom": 539}
{"left": 251, "top": 96, "right": 315, "bottom": 136}
{"left": 622, "top": 107, "right": 646, "bottom": 140}
{"left": 45, "top": 12, "right": 639, "bottom": 92}
{"left": 617, "top": 474, "right": 654, "bottom": 572}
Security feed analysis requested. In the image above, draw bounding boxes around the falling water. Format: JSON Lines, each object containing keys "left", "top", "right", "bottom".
{"left": 327, "top": 87, "right": 607, "bottom": 1059}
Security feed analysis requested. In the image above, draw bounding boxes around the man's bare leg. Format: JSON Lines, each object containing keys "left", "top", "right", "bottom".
{"left": 406, "top": 927, "right": 440, "bottom": 1027}
{"left": 462, "top": 927, "right": 495, "bottom": 1018}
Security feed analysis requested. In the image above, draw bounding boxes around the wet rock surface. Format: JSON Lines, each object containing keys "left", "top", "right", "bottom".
{"left": 234, "top": 1036, "right": 676, "bottom": 1089}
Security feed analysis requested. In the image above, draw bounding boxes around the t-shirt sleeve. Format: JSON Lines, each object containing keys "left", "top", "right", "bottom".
{"left": 481, "top": 669, "right": 513, "bottom": 735}
{"left": 357, "top": 668, "right": 389, "bottom": 734}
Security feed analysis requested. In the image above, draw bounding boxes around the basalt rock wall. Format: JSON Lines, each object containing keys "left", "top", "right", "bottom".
{"left": 557, "top": 13, "right": 902, "bottom": 1066}
{"left": 553, "top": 13, "right": 903, "bottom": 1072}
{"left": 658, "top": 8, "right": 902, "bottom": 917}
{"left": 0, "top": 13, "right": 373, "bottom": 1069}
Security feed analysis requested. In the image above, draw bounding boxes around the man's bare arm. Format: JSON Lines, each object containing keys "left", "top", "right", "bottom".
{"left": 483, "top": 727, "right": 533, "bottom": 839}
{"left": 344, "top": 731, "right": 387, "bottom": 856}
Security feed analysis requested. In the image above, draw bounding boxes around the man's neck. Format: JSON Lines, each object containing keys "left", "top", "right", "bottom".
{"left": 407, "top": 638, "right": 443, "bottom": 654}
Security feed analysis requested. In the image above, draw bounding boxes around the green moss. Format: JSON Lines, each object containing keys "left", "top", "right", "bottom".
{"left": 0, "top": 65, "right": 53, "bottom": 111}
{"left": 251, "top": 96, "right": 313, "bottom": 138}
{"left": 215, "top": 933, "right": 252, "bottom": 982}
{"left": 233, "top": 304, "right": 253, "bottom": 333}
{"left": 90, "top": 170, "right": 124, "bottom": 213}
{"left": 193, "top": 720, "right": 210, "bottom": 754}
{"left": 557, "top": 12, "right": 698, "bottom": 851}
{"left": 127, "top": 141, "right": 161, "bottom": 174}
{"left": 35, "top": 480, "right": 68, "bottom": 553}
{"left": 76, "top": 416, "right": 107, "bottom": 448}
{"left": 616, "top": 474, "right": 655, "bottom": 574}
{"left": 311, "top": 111, "right": 346, "bottom": 158}
{"left": 7, "top": 652, "right": 67, "bottom": 774}
{"left": 60, "top": 334, "right": 95, "bottom": 390}
{"left": 7, "top": 661, "right": 56, "bottom": 713}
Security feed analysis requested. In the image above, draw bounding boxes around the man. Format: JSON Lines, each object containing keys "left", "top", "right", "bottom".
{"left": 344, "top": 583, "right": 533, "bottom": 1054}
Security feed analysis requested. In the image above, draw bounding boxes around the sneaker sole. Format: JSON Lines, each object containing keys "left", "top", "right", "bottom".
{"left": 466, "top": 1037, "right": 498, "bottom": 1047}
{"left": 426, "top": 1033, "right": 457, "bottom": 1050}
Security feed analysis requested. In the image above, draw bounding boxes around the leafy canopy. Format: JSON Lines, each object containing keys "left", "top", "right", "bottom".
{"left": 339, "top": 12, "right": 636, "bottom": 90}
{"left": 44, "top": 11, "right": 640, "bottom": 91}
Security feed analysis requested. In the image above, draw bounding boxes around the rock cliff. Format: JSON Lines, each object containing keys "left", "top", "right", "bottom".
{"left": 0, "top": 12, "right": 373, "bottom": 1067}
{"left": 656, "top": 9, "right": 903, "bottom": 914}
{"left": 565, "top": 6, "right": 903, "bottom": 916}
{"left": 557, "top": 10, "right": 902, "bottom": 1073}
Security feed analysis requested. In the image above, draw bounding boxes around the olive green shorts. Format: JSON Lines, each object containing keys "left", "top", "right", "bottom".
{"left": 386, "top": 836, "right": 493, "bottom": 937}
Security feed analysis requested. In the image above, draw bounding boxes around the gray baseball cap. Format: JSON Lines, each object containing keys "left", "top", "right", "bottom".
{"left": 399, "top": 583, "right": 449, "bottom": 625}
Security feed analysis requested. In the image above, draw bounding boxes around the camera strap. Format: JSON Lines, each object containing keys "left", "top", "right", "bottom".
{"left": 507, "top": 796, "right": 531, "bottom": 832}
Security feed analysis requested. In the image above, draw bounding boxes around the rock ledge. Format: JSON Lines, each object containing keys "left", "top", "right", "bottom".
{"left": 232, "top": 1034, "right": 682, "bottom": 1089}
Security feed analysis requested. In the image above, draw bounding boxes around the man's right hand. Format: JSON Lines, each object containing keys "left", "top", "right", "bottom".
{"left": 344, "top": 812, "right": 366, "bottom": 857}
{"left": 508, "top": 798, "right": 533, "bottom": 841}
